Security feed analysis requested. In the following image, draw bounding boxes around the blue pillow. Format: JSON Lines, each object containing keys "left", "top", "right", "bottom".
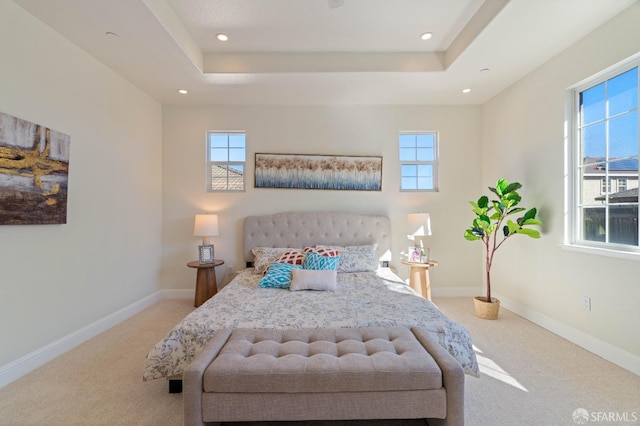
{"left": 259, "top": 262, "right": 302, "bottom": 289}
{"left": 302, "top": 251, "right": 341, "bottom": 270}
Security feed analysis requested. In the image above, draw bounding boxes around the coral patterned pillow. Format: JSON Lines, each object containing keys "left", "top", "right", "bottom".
{"left": 276, "top": 250, "right": 306, "bottom": 266}
{"left": 262, "top": 249, "right": 306, "bottom": 275}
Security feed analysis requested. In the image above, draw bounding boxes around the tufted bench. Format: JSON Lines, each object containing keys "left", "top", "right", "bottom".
{"left": 184, "top": 326, "right": 464, "bottom": 426}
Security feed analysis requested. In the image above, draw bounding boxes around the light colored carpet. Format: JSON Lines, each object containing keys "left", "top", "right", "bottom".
{"left": 0, "top": 297, "right": 638, "bottom": 426}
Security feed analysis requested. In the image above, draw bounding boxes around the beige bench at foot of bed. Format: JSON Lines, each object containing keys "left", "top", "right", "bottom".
{"left": 184, "top": 326, "right": 464, "bottom": 426}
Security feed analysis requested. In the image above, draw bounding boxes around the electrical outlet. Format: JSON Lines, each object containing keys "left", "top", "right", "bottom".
{"left": 582, "top": 296, "right": 591, "bottom": 311}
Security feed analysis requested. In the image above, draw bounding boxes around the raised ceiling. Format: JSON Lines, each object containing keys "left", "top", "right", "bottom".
{"left": 14, "top": 0, "right": 638, "bottom": 105}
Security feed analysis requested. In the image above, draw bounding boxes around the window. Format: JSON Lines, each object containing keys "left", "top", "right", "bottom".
{"left": 206, "top": 132, "right": 246, "bottom": 192}
{"left": 619, "top": 178, "right": 628, "bottom": 192}
{"left": 399, "top": 132, "right": 438, "bottom": 191}
{"left": 569, "top": 59, "right": 639, "bottom": 251}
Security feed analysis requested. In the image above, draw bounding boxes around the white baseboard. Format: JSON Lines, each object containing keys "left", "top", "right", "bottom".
{"left": 0, "top": 289, "right": 193, "bottom": 389}
{"left": 495, "top": 292, "right": 640, "bottom": 376}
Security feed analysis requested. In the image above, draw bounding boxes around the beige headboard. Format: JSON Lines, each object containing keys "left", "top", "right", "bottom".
{"left": 243, "top": 211, "right": 391, "bottom": 264}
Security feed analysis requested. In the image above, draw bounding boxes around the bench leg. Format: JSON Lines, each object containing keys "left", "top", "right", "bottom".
{"left": 169, "top": 379, "right": 183, "bottom": 393}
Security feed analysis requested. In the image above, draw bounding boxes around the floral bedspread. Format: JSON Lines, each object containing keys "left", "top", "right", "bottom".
{"left": 143, "top": 268, "right": 480, "bottom": 380}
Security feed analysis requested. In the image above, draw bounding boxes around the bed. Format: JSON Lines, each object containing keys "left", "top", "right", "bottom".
{"left": 143, "top": 211, "right": 479, "bottom": 383}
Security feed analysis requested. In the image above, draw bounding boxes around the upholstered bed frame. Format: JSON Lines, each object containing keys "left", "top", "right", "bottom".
{"left": 243, "top": 211, "right": 392, "bottom": 265}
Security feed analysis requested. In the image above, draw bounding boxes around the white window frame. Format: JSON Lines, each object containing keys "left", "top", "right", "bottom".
{"left": 565, "top": 55, "right": 640, "bottom": 258}
{"left": 399, "top": 131, "right": 439, "bottom": 192}
{"left": 206, "top": 131, "right": 246, "bottom": 192}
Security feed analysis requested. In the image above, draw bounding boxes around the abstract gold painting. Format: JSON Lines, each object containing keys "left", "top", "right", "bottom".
{"left": 0, "top": 112, "right": 70, "bottom": 225}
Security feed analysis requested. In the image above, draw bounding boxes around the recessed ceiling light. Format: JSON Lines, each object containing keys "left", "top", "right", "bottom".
{"left": 178, "top": 89, "right": 188, "bottom": 94}
{"left": 480, "top": 68, "right": 490, "bottom": 73}
{"left": 105, "top": 31, "right": 119, "bottom": 39}
{"left": 216, "top": 33, "right": 228, "bottom": 42}
{"left": 462, "top": 88, "right": 472, "bottom": 94}
{"left": 420, "top": 32, "right": 433, "bottom": 40}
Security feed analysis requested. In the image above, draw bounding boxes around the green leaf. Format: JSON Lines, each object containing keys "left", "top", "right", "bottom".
{"left": 506, "top": 207, "right": 526, "bottom": 216}
{"left": 522, "top": 218, "right": 542, "bottom": 226}
{"left": 464, "top": 228, "right": 484, "bottom": 240}
{"left": 506, "top": 220, "right": 520, "bottom": 234}
{"left": 502, "top": 225, "right": 509, "bottom": 237}
{"left": 477, "top": 195, "right": 489, "bottom": 209}
{"left": 523, "top": 207, "right": 537, "bottom": 221}
{"left": 516, "top": 228, "right": 541, "bottom": 238}
{"left": 495, "top": 179, "right": 509, "bottom": 195}
{"left": 475, "top": 215, "right": 491, "bottom": 229}
{"left": 504, "top": 182, "right": 522, "bottom": 193}
{"left": 503, "top": 192, "right": 521, "bottom": 206}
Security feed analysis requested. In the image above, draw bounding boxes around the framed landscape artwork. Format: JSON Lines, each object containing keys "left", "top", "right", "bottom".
{"left": 255, "top": 153, "right": 382, "bottom": 191}
{"left": 0, "top": 112, "right": 70, "bottom": 225}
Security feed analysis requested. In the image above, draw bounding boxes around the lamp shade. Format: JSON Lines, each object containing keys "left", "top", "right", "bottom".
{"left": 194, "top": 214, "right": 219, "bottom": 237}
{"left": 408, "top": 213, "right": 432, "bottom": 237}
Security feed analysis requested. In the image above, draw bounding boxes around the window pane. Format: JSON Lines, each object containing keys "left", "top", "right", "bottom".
{"left": 229, "top": 133, "right": 246, "bottom": 148}
{"left": 609, "top": 205, "right": 638, "bottom": 245}
{"left": 399, "top": 134, "right": 416, "bottom": 148}
{"left": 400, "top": 148, "right": 416, "bottom": 161}
{"left": 229, "top": 147, "right": 245, "bottom": 161}
{"left": 417, "top": 176, "right": 433, "bottom": 189}
{"left": 209, "top": 133, "right": 228, "bottom": 148}
{"left": 582, "top": 207, "right": 605, "bottom": 242}
{"left": 417, "top": 164, "right": 433, "bottom": 177}
{"left": 416, "top": 147, "right": 434, "bottom": 161}
{"left": 416, "top": 134, "right": 434, "bottom": 148}
{"left": 402, "top": 177, "right": 417, "bottom": 189}
{"left": 211, "top": 147, "right": 228, "bottom": 161}
{"left": 581, "top": 82, "right": 606, "bottom": 125}
{"left": 582, "top": 122, "right": 606, "bottom": 158}
{"left": 609, "top": 112, "right": 638, "bottom": 159}
{"left": 227, "top": 165, "right": 244, "bottom": 190}
{"left": 402, "top": 164, "right": 417, "bottom": 177}
{"left": 608, "top": 67, "right": 638, "bottom": 116}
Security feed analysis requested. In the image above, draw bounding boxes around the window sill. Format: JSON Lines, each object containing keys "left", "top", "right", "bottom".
{"left": 560, "top": 243, "right": 640, "bottom": 261}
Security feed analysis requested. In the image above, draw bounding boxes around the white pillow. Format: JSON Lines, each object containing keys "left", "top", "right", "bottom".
{"left": 316, "top": 244, "right": 378, "bottom": 272}
{"left": 289, "top": 269, "right": 338, "bottom": 291}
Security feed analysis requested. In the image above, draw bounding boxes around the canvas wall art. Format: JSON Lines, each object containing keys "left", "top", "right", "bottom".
{"left": 255, "top": 153, "right": 382, "bottom": 191}
{"left": 0, "top": 112, "right": 70, "bottom": 225}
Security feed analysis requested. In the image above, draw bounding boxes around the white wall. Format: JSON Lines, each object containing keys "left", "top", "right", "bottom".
{"left": 0, "top": 1, "right": 162, "bottom": 369}
{"left": 161, "top": 105, "right": 483, "bottom": 292}
{"left": 482, "top": 3, "right": 640, "bottom": 365}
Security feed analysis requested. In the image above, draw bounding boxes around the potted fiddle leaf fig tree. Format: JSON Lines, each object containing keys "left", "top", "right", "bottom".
{"left": 464, "top": 179, "right": 542, "bottom": 319}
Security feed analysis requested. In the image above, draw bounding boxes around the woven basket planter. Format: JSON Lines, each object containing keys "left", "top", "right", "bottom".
{"left": 473, "top": 296, "right": 500, "bottom": 320}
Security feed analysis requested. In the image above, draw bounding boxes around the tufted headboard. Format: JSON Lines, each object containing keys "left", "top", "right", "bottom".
{"left": 243, "top": 211, "right": 391, "bottom": 264}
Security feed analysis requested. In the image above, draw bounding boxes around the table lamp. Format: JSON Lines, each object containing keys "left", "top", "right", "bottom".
{"left": 408, "top": 213, "right": 431, "bottom": 262}
{"left": 194, "top": 214, "right": 219, "bottom": 263}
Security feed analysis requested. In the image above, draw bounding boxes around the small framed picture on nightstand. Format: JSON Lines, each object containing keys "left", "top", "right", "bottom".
{"left": 198, "top": 245, "right": 215, "bottom": 264}
{"left": 408, "top": 247, "right": 421, "bottom": 263}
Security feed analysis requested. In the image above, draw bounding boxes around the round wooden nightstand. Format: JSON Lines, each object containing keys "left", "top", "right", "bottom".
{"left": 187, "top": 259, "right": 224, "bottom": 307}
{"left": 401, "top": 260, "right": 438, "bottom": 300}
